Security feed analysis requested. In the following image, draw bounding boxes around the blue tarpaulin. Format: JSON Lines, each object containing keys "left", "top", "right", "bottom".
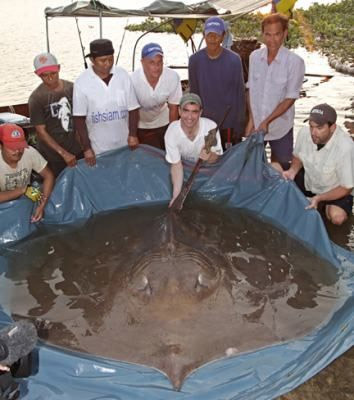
{"left": 0, "top": 133, "right": 353, "bottom": 399}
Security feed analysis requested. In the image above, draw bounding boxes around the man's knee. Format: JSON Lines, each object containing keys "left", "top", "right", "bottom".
{"left": 326, "top": 205, "right": 348, "bottom": 225}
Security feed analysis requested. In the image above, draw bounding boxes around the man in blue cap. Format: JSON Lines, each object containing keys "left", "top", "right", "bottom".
{"left": 130, "top": 42, "right": 182, "bottom": 149}
{"left": 188, "top": 16, "right": 246, "bottom": 150}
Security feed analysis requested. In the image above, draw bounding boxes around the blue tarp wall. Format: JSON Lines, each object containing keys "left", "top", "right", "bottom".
{"left": 0, "top": 133, "right": 353, "bottom": 399}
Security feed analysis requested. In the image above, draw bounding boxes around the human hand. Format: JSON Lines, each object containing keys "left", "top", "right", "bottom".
{"left": 31, "top": 203, "right": 45, "bottom": 223}
{"left": 62, "top": 151, "right": 77, "bottom": 167}
{"left": 244, "top": 119, "right": 255, "bottom": 137}
{"left": 257, "top": 120, "right": 269, "bottom": 134}
{"left": 282, "top": 169, "right": 296, "bottom": 181}
{"left": 0, "top": 364, "right": 10, "bottom": 372}
{"left": 128, "top": 135, "right": 139, "bottom": 150}
{"left": 84, "top": 149, "right": 96, "bottom": 167}
{"left": 305, "top": 195, "right": 320, "bottom": 210}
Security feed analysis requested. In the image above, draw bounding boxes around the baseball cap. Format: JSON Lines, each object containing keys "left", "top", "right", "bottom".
{"left": 85, "top": 39, "right": 114, "bottom": 58}
{"left": 307, "top": 104, "right": 337, "bottom": 125}
{"left": 0, "top": 123, "right": 28, "bottom": 150}
{"left": 204, "top": 16, "right": 225, "bottom": 36}
{"left": 141, "top": 43, "right": 164, "bottom": 59}
{"left": 179, "top": 93, "right": 202, "bottom": 109}
{"left": 33, "top": 52, "right": 59, "bottom": 75}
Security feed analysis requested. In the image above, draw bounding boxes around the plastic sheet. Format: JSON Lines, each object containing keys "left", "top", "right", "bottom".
{"left": 0, "top": 133, "right": 353, "bottom": 399}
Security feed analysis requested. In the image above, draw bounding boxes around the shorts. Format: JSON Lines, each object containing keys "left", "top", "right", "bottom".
{"left": 294, "top": 168, "right": 353, "bottom": 216}
{"left": 137, "top": 125, "right": 168, "bottom": 150}
{"left": 265, "top": 127, "right": 293, "bottom": 166}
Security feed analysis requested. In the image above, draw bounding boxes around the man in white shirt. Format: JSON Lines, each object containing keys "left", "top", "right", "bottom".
{"left": 164, "top": 93, "right": 223, "bottom": 207}
{"left": 283, "top": 104, "right": 354, "bottom": 225}
{"left": 131, "top": 42, "right": 182, "bottom": 150}
{"left": 73, "top": 39, "right": 140, "bottom": 166}
{"left": 0, "top": 123, "right": 54, "bottom": 222}
{"left": 246, "top": 13, "right": 305, "bottom": 169}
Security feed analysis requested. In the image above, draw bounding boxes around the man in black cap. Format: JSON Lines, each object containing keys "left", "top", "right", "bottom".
{"left": 283, "top": 104, "right": 354, "bottom": 225}
{"left": 73, "top": 39, "right": 140, "bottom": 166}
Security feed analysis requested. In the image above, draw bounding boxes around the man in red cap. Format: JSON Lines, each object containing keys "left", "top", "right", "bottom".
{"left": 0, "top": 123, "right": 54, "bottom": 222}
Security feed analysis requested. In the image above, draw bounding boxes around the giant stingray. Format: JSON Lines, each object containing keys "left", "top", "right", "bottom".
{"left": 1, "top": 203, "right": 341, "bottom": 389}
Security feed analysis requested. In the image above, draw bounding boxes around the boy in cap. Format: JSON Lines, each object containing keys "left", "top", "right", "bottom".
{"left": 164, "top": 93, "right": 223, "bottom": 207}
{"left": 188, "top": 16, "right": 245, "bottom": 150}
{"left": 283, "top": 104, "right": 354, "bottom": 225}
{"left": 246, "top": 13, "right": 305, "bottom": 170}
{"left": 73, "top": 39, "right": 140, "bottom": 166}
{"left": 29, "top": 52, "right": 83, "bottom": 177}
{"left": 130, "top": 42, "right": 182, "bottom": 150}
{"left": 0, "top": 124, "right": 54, "bottom": 222}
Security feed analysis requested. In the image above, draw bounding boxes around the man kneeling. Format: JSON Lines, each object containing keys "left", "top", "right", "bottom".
{"left": 0, "top": 123, "right": 54, "bottom": 222}
{"left": 164, "top": 93, "right": 223, "bottom": 207}
{"left": 283, "top": 104, "right": 354, "bottom": 225}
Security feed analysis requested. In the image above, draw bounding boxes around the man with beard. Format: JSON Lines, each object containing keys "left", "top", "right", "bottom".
{"left": 283, "top": 104, "right": 354, "bottom": 225}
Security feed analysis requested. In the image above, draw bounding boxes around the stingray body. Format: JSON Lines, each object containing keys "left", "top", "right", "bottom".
{"left": 2, "top": 204, "right": 340, "bottom": 390}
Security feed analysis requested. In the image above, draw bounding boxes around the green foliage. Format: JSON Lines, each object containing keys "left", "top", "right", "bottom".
{"left": 126, "top": 17, "right": 175, "bottom": 33}
{"left": 303, "top": 0, "right": 354, "bottom": 63}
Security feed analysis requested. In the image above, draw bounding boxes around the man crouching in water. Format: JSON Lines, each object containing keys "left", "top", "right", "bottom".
{"left": 0, "top": 123, "right": 54, "bottom": 222}
{"left": 164, "top": 93, "right": 223, "bottom": 207}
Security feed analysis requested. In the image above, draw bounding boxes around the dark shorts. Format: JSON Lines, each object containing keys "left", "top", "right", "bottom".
{"left": 265, "top": 128, "right": 293, "bottom": 167}
{"left": 219, "top": 128, "right": 242, "bottom": 150}
{"left": 294, "top": 168, "right": 353, "bottom": 216}
{"left": 137, "top": 125, "right": 168, "bottom": 150}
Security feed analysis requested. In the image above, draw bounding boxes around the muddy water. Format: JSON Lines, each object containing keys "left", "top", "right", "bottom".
{"left": 0, "top": 203, "right": 345, "bottom": 389}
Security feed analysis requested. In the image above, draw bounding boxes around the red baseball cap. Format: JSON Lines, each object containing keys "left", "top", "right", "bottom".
{"left": 0, "top": 124, "right": 29, "bottom": 150}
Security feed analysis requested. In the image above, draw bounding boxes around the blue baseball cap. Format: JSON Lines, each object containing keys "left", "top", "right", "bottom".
{"left": 204, "top": 16, "right": 225, "bottom": 36}
{"left": 141, "top": 43, "right": 164, "bottom": 59}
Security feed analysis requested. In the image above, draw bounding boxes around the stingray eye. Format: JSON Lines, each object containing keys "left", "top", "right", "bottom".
{"left": 133, "top": 275, "right": 152, "bottom": 296}
{"left": 195, "top": 273, "right": 209, "bottom": 292}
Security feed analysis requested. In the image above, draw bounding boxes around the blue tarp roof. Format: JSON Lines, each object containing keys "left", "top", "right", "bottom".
{"left": 0, "top": 133, "right": 353, "bottom": 399}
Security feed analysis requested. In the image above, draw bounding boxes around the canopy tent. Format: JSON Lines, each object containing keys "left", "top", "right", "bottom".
{"left": 45, "top": 0, "right": 272, "bottom": 19}
{"left": 0, "top": 134, "right": 353, "bottom": 399}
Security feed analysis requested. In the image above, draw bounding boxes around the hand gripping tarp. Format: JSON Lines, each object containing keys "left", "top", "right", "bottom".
{"left": 0, "top": 133, "right": 353, "bottom": 399}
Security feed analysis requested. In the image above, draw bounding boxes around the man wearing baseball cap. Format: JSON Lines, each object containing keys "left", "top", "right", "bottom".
{"left": 130, "top": 42, "right": 182, "bottom": 149}
{"left": 164, "top": 93, "right": 223, "bottom": 207}
{"left": 0, "top": 124, "right": 54, "bottom": 222}
{"left": 188, "top": 16, "right": 245, "bottom": 150}
{"left": 73, "top": 38, "right": 140, "bottom": 166}
{"left": 29, "top": 52, "right": 83, "bottom": 177}
{"left": 283, "top": 104, "right": 354, "bottom": 225}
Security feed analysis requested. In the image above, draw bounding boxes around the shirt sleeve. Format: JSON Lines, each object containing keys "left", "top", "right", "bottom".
{"left": 72, "top": 81, "right": 88, "bottom": 116}
{"left": 125, "top": 73, "right": 140, "bottom": 111}
{"left": 285, "top": 55, "right": 305, "bottom": 99}
{"left": 293, "top": 126, "right": 307, "bottom": 159}
{"left": 29, "top": 146, "right": 48, "bottom": 174}
{"left": 338, "top": 147, "right": 354, "bottom": 190}
{"left": 164, "top": 124, "right": 181, "bottom": 164}
{"left": 167, "top": 71, "right": 183, "bottom": 105}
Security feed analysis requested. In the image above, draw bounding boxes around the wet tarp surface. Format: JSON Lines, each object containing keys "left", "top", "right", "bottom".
{"left": 0, "top": 134, "right": 353, "bottom": 399}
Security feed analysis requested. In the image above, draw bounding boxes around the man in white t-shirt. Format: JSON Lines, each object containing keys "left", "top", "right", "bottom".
{"left": 0, "top": 123, "right": 54, "bottom": 222}
{"left": 73, "top": 39, "right": 140, "bottom": 166}
{"left": 165, "top": 93, "right": 223, "bottom": 207}
{"left": 283, "top": 104, "right": 354, "bottom": 225}
{"left": 131, "top": 42, "right": 182, "bottom": 150}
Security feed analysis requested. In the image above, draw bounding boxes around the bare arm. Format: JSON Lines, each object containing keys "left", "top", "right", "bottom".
{"left": 73, "top": 116, "right": 95, "bottom": 166}
{"left": 169, "top": 161, "right": 184, "bottom": 207}
{"left": 35, "top": 125, "right": 77, "bottom": 167}
{"left": 245, "top": 90, "right": 255, "bottom": 136}
{"left": 168, "top": 104, "right": 179, "bottom": 123}
{"left": 0, "top": 187, "right": 26, "bottom": 203}
{"left": 128, "top": 108, "right": 140, "bottom": 149}
{"left": 31, "top": 166, "right": 55, "bottom": 223}
{"left": 282, "top": 155, "right": 303, "bottom": 180}
{"left": 307, "top": 186, "right": 353, "bottom": 210}
{"left": 258, "top": 98, "right": 295, "bottom": 133}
